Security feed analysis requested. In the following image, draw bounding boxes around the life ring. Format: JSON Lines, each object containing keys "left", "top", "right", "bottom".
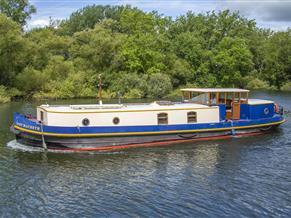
{"left": 274, "top": 103, "right": 279, "bottom": 114}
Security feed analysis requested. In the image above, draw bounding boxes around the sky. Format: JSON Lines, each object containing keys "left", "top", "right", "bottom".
{"left": 28, "top": 0, "right": 291, "bottom": 30}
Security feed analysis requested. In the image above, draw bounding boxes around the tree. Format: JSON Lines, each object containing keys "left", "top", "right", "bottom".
{"left": 0, "top": 0, "right": 36, "bottom": 26}
{"left": 25, "top": 28, "right": 72, "bottom": 69}
{"left": 262, "top": 30, "right": 291, "bottom": 89}
{"left": 0, "top": 14, "right": 26, "bottom": 86}
{"left": 59, "top": 5, "right": 126, "bottom": 35}
{"left": 213, "top": 37, "right": 253, "bottom": 87}
{"left": 70, "top": 23, "right": 124, "bottom": 71}
{"left": 1, "top": 5, "right": 291, "bottom": 101}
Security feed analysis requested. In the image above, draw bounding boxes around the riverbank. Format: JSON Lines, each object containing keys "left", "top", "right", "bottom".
{"left": 1, "top": 83, "right": 291, "bottom": 104}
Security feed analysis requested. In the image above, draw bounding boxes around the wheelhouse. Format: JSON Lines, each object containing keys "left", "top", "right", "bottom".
{"left": 181, "top": 88, "right": 250, "bottom": 120}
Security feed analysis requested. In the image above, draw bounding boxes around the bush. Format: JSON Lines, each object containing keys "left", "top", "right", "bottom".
{"left": 16, "top": 68, "right": 48, "bottom": 93}
{"left": 165, "top": 88, "right": 182, "bottom": 99}
{"left": 147, "top": 73, "right": 173, "bottom": 98}
{"left": 0, "top": 86, "right": 10, "bottom": 103}
{"left": 245, "top": 77, "right": 270, "bottom": 90}
{"left": 109, "top": 72, "right": 148, "bottom": 98}
{"left": 124, "top": 88, "right": 144, "bottom": 98}
{"left": 281, "top": 82, "right": 291, "bottom": 91}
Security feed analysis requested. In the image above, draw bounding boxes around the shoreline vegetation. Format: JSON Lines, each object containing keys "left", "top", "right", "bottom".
{"left": 0, "top": 3, "right": 291, "bottom": 103}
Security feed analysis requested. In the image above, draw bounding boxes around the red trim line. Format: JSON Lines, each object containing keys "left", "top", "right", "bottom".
{"left": 50, "top": 131, "right": 265, "bottom": 152}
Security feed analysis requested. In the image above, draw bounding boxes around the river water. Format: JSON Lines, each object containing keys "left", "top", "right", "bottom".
{"left": 0, "top": 91, "right": 290, "bottom": 217}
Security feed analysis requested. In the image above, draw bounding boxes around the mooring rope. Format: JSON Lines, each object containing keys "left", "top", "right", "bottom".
{"left": 40, "top": 122, "right": 47, "bottom": 150}
{"left": 230, "top": 120, "right": 236, "bottom": 136}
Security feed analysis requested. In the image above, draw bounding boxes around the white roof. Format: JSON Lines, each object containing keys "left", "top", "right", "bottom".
{"left": 38, "top": 102, "right": 212, "bottom": 113}
{"left": 248, "top": 99, "right": 273, "bottom": 105}
{"left": 180, "top": 88, "right": 249, "bottom": 93}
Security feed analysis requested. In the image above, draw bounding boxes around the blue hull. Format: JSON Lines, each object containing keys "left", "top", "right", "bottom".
{"left": 13, "top": 113, "right": 284, "bottom": 136}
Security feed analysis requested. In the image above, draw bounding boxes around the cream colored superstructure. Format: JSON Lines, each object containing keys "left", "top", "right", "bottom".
{"left": 37, "top": 102, "right": 220, "bottom": 127}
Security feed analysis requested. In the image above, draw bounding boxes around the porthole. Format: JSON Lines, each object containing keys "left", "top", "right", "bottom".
{"left": 113, "top": 117, "right": 120, "bottom": 125}
{"left": 82, "top": 118, "right": 90, "bottom": 126}
{"left": 264, "top": 108, "right": 269, "bottom": 115}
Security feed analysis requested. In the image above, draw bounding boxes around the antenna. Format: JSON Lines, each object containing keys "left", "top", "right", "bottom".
{"left": 98, "top": 74, "right": 103, "bottom": 105}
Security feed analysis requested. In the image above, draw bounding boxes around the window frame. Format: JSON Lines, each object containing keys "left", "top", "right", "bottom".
{"left": 187, "top": 111, "right": 197, "bottom": 123}
{"left": 157, "top": 113, "right": 168, "bottom": 125}
{"left": 40, "top": 111, "right": 44, "bottom": 121}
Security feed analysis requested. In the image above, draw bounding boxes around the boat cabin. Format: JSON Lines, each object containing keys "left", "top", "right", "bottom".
{"left": 35, "top": 88, "right": 275, "bottom": 127}
{"left": 181, "top": 88, "right": 274, "bottom": 120}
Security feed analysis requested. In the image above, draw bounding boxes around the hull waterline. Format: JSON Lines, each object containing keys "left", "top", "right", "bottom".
{"left": 12, "top": 123, "right": 282, "bottom": 152}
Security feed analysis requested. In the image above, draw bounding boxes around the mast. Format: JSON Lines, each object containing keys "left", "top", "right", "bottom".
{"left": 98, "top": 74, "right": 102, "bottom": 105}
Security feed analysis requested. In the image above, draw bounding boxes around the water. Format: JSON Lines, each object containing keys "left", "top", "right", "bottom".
{"left": 0, "top": 92, "right": 291, "bottom": 217}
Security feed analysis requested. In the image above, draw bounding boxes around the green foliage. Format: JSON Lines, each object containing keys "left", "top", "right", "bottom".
{"left": 0, "top": 85, "right": 20, "bottom": 103}
{"left": 147, "top": 73, "right": 173, "bottom": 98}
{"left": 59, "top": 5, "right": 126, "bottom": 35}
{"left": 261, "top": 30, "right": 291, "bottom": 89}
{"left": 0, "top": 0, "right": 36, "bottom": 26}
{"left": 109, "top": 72, "right": 148, "bottom": 98}
{"left": 70, "top": 23, "right": 124, "bottom": 71}
{"left": 213, "top": 37, "right": 253, "bottom": 87}
{"left": 245, "top": 77, "right": 270, "bottom": 90}
{"left": 0, "top": 4, "right": 291, "bottom": 103}
{"left": 16, "top": 67, "right": 48, "bottom": 94}
{"left": 0, "top": 85, "right": 10, "bottom": 103}
{"left": 281, "top": 82, "right": 291, "bottom": 91}
{"left": 0, "top": 14, "right": 26, "bottom": 87}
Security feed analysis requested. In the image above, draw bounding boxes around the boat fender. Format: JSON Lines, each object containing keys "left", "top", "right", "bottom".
{"left": 178, "top": 134, "right": 197, "bottom": 139}
{"left": 260, "top": 126, "right": 273, "bottom": 132}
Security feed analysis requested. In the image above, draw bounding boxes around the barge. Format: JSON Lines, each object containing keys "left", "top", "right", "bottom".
{"left": 11, "top": 88, "right": 285, "bottom": 151}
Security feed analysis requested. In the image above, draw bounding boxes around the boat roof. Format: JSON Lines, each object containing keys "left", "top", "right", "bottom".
{"left": 38, "top": 102, "right": 213, "bottom": 113}
{"left": 180, "top": 88, "right": 249, "bottom": 93}
{"left": 248, "top": 99, "right": 273, "bottom": 105}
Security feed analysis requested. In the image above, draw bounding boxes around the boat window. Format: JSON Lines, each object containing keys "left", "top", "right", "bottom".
{"left": 187, "top": 111, "right": 197, "bottom": 123}
{"left": 240, "top": 92, "right": 248, "bottom": 103}
{"left": 158, "top": 113, "right": 168, "bottom": 125}
{"left": 113, "top": 117, "right": 120, "bottom": 125}
{"left": 40, "top": 111, "right": 44, "bottom": 121}
{"left": 210, "top": 93, "right": 218, "bottom": 104}
{"left": 82, "top": 118, "right": 90, "bottom": 126}
{"left": 190, "top": 93, "right": 208, "bottom": 104}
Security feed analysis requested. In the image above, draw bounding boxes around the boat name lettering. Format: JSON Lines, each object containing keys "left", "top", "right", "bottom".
{"left": 16, "top": 123, "right": 40, "bottom": 131}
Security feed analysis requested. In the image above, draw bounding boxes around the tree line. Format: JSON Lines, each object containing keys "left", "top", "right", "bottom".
{"left": 0, "top": 2, "right": 291, "bottom": 103}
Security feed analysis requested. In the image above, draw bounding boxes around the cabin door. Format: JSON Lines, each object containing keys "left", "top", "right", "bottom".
{"left": 232, "top": 102, "right": 241, "bottom": 120}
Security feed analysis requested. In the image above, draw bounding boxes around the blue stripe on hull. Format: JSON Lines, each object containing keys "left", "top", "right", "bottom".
{"left": 13, "top": 113, "right": 285, "bottom": 135}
